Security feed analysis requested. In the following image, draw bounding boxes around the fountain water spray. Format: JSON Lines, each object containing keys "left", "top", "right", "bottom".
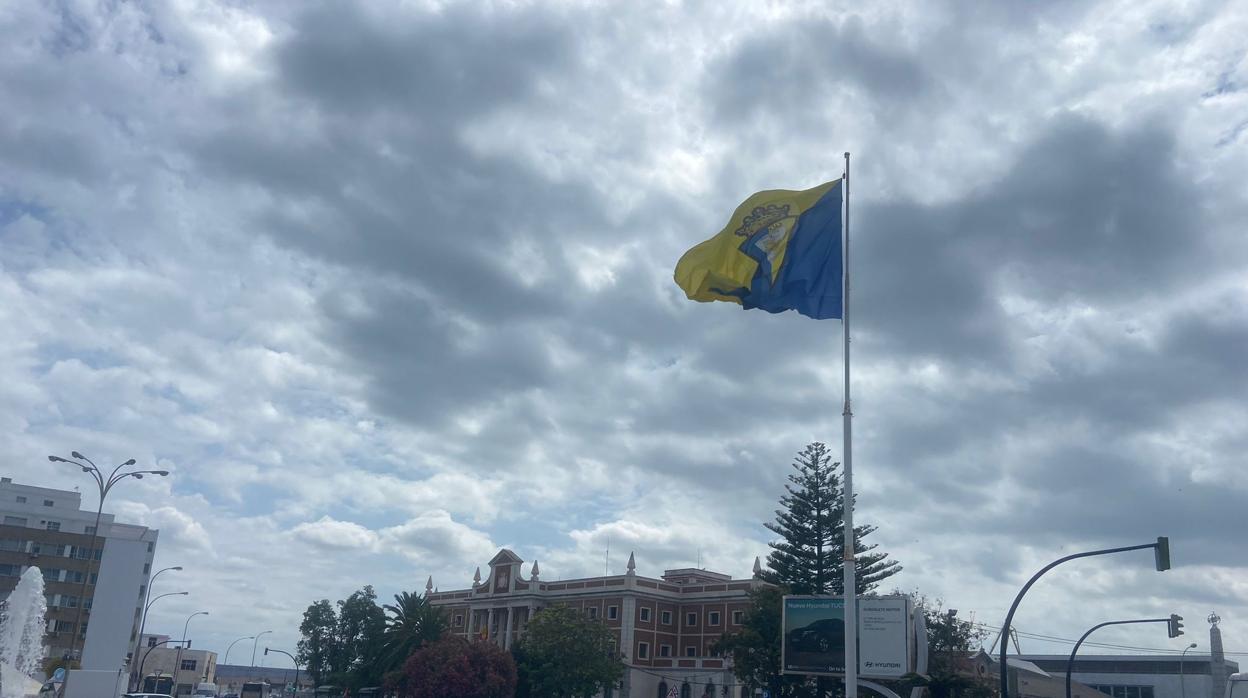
{"left": 0, "top": 567, "right": 49, "bottom": 698}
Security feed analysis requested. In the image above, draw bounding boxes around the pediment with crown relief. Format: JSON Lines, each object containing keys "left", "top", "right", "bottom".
{"left": 488, "top": 549, "right": 524, "bottom": 566}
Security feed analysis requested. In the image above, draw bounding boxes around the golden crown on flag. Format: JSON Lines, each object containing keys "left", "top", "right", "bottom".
{"left": 734, "top": 203, "right": 793, "bottom": 238}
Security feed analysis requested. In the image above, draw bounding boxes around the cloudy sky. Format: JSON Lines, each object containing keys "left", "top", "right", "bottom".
{"left": 2, "top": 0, "right": 1246, "bottom": 667}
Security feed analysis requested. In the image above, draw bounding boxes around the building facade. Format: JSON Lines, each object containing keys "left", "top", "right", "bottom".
{"left": 0, "top": 477, "right": 158, "bottom": 671}
{"left": 427, "top": 549, "right": 766, "bottom": 697}
{"left": 137, "top": 634, "right": 218, "bottom": 696}
{"left": 1020, "top": 654, "right": 1241, "bottom": 698}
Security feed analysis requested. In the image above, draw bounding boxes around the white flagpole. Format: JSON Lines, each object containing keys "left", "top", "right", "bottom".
{"left": 842, "top": 151, "right": 859, "bottom": 698}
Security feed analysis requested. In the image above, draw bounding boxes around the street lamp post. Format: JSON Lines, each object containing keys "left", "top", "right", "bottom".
{"left": 174, "top": 611, "right": 209, "bottom": 695}
{"left": 251, "top": 631, "right": 273, "bottom": 669}
{"left": 1065, "top": 618, "right": 1175, "bottom": 698}
{"left": 225, "top": 636, "right": 256, "bottom": 666}
{"left": 139, "top": 567, "right": 184, "bottom": 646}
{"left": 1180, "top": 642, "right": 1198, "bottom": 698}
{"left": 264, "top": 648, "right": 300, "bottom": 695}
{"left": 999, "top": 538, "right": 1171, "bottom": 698}
{"left": 47, "top": 452, "right": 169, "bottom": 667}
{"left": 131, "top": 590, "right": 189, "bottom": 690}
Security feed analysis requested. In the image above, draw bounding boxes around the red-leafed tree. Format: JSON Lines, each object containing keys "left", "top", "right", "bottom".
{"left": 387, "top": 637, "right": 516, "bottom": 698}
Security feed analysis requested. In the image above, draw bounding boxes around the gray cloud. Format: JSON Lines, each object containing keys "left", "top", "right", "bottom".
{"left": 2, "top": 0, "right": 1247, "bottom": 660}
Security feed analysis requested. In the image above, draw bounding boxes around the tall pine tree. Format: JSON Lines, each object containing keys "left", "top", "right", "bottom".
{"left": 763, "top": 442, "right": 900, "bottom": 595}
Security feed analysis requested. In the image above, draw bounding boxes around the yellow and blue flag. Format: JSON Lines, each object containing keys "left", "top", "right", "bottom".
{"left": 674, "top": 180, "right": 843, "bottom": 320}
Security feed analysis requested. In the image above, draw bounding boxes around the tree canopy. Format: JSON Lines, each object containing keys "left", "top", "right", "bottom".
{"left": 297, "top": 585, "right": 408, "bottom": 690}
{"left": 388, "top": 637, "right": 516, "bottom": 698}
{"left": 297, "top": 599, "right": 337, "bottom": 686}
{"left": 763, "top": 442, "right": 901, "bottom": 595}
{"left": 513, "top": 605, "right": 623, "bottom": 698}
{"left": 380, "top": 591, "right": 449, "bottom": 673}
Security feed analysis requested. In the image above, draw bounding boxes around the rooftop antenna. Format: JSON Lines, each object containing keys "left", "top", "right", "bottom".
{"left": 605, "top": 536, "right": 610, "bottom": 576}
{"left": 697, "top": 548, "right": 702, "bottom": 569}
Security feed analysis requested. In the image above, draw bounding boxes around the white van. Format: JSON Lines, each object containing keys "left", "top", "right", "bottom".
{"left": 193, "top": 683, "right": 218, "bottom": 697}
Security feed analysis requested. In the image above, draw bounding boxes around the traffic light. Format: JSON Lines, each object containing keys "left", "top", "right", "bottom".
{"left": 1168, "top": 614, "right": 1184, "bottom": 638}
{"left": 264, "top": 648, "right": 270, "bottom": 656}
{"left": 1155, "top": 537, "right": 1171, "bottom": 571}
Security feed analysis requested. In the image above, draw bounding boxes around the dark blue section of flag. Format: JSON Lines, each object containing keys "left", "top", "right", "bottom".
{"left": 742, "top": 181, "right": 843, "bottom": 320}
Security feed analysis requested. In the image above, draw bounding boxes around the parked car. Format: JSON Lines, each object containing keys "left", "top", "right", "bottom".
{"left": 786, "top": 617, "right": 845, "bottom": 653}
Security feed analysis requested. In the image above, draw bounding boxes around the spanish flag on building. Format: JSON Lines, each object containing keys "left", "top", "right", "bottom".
{"left": 674, "top": 180, "right": 843, "bottom": 320}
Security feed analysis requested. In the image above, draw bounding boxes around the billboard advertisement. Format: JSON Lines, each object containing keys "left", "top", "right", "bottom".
{"left": 782, "top": 595, "right": 912, "bottom": 678}
{"left": 857, "top": 597, "right": 910, "bottom": 678}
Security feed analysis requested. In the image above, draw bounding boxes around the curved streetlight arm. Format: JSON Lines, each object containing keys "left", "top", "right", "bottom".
{"left": 224, "top": 637, "right": 255, "bottom": 666}
{"left": 182, "top": 611, "right": 209, "bottom": 641}
{"left": 138, "top": 639, "right": 190, "bottom": 688}
{"left": 1179, "top": 643, "right": 1198, "bottom": 698}
{"left": 1000, "top": 541, "right": 1165, "bottom": 698}
{"left": 251, "top": 631, "right": 273, "bottom": 667}
{"left": 146, "top": 591, "right": 189, "bottom": 615}
{"left": 1065, "top": 619, "right": 1171, "bottom": 698}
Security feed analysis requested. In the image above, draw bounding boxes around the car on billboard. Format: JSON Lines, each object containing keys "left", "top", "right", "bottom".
{"left": 786, "top": 617, "right": 845, "bottom": 653}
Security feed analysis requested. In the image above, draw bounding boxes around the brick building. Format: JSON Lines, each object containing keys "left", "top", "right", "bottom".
{"left": 0, "top": 477, "right": 158, "bottom": 671}
{"left": 427, "top": 548, "right": 767, "bottom": 697}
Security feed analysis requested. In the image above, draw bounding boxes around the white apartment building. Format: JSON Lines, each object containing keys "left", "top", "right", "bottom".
{"left": 0, "top": 477, "right": 159, "bottom": 673}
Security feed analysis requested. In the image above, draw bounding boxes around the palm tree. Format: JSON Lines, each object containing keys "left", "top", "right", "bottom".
{"left": 380, "top": 591, "right": 449, "bottom": 671}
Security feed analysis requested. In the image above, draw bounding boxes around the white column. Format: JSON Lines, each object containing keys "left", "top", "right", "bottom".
{"left": 504, "top": 607, "right": 516, "bottom": 650}
{"left": 487, "top": 608, "right": 495, "bottom": 642}
{"left": 467, "top": 607, "right": 476, "bottom": 637}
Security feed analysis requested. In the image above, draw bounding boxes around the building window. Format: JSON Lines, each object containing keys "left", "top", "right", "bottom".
{"left": 639, "top": 607, "right": 651, "bottom": 622}
{"left": 143, "top": 563, "right": 151, "bottom": 574}
{"left": 659, "top": 645, "right": 671, "bottom": 657}
{"left": 637, "top": 642, "right": 649, "bottom": 659}
{"left": 15, "top": 496, "right": 25, "bottom": 503}
{"left": 1091, "top": 687, "right": 1154, "bottom": 698}
{"left": 0, "top": 564, "right": 20, "bottom": 577}
{"left": 708, "top": 611, "right": 720, "bottom": 626}
{"left": 0, "top": 538, "right": 22, "bottom": 551}
{"left": 4, "top": 516, "right": 27, "bottom": 526}
{"left": 685, "top": 646, "right": 697, "bottom": 657}
{"left": 732, "top": 610, "right": 744, "bottom": 625}
{"left": 680, "top": 683, "right": 691, "bottom": 698}
{"left": 607, "top": 606, "right": 618, "bottom": 620}
{"left": 45, "top": 521, "right": 60, "bottom": 532}
{"left": 686, "top": 612, "right": 697, "bottom": 627}
{"left": 660, "top": 610, "right": 672, "bottom": 625}
{"left": 147, "top": 542, "right": 154, "bottom": 552}
{"left": 54, "top": 620, "right": 75, "bottom": 633}
{"left": 454, "top": 614, "right": 463, "bottom": 627}
{"left": 657, "top": 682, "right": 668, "bottom": 698}
{"left": 86, "top": 526, "right": 96, "bottom": 535}
{"left": 43, "top": 500, "right": 53, "bottom": 507}
{"left": 181, "top": 659, "right": 197, "bottom": 671}
{"left": 148, "top": 636, "right": 158, "bottom": 648}
{"left": 587, "top": 607, "right": 599, "bottom": 620}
